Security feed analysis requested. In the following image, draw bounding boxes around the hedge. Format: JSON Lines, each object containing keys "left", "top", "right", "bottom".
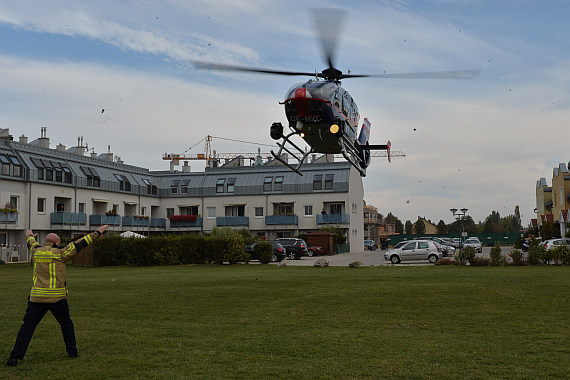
{"left": 92, "top": 234, "right": 249, "bottom": 267}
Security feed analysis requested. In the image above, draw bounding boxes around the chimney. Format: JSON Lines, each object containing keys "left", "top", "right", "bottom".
{"left": 91, "top": 152, "right": 98, "bottom": 158}
{"left": 0, "top": 129, "right": 14, "bottom": 141}
{"left": 38, "top": 127, "right": 50, "bottom": 148}
{"left": 182, "top": 161, "right": 191, "bottom": 173}
{"left": 19, "top": 135, "right": 28, "bottom": 144}
{"left": 116, "top": 156, "right": 124, "bottom": 164}
{"left": 56, "top": 143, "right": 66, "bottom": 152}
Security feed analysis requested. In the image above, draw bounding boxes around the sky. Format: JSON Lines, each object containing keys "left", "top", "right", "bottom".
{"left": 1, "top": 0, "right": 569, "bottom": 227}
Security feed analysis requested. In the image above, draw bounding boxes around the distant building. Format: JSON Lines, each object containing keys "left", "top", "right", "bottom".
{"left": 535, "top": 161, "right": 570, "bottom": 237}
{"left": 0, "top": 128, "right": 365, "bottom": 261}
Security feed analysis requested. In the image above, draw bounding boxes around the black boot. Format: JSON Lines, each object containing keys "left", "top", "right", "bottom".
{"left": 6, "top": 358, "right": 18, "bottom": 367}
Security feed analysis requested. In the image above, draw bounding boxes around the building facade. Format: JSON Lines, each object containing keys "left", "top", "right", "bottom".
{"left": 534, "top": 161, "right": 570, "bottom": 237}
{"left": 0, "top": 129, "right": 365, "bottom": 261}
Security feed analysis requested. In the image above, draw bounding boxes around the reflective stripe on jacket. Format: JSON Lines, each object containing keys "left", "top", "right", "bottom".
{"left": 27, "top": 231, "right": 99, "bottom": 303}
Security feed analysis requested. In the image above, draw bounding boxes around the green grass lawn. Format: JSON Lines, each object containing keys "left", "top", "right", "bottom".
{"left": 1, "top": 263, "right": 568, "bottom": 379}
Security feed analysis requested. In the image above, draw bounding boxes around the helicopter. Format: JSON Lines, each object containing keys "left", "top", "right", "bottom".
{"left": 193, "top": 9, "right": 479, "bottom": 176}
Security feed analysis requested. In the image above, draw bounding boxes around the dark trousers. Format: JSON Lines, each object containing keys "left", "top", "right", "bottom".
{"left": 10, "top": 299, "right": 77, "bottom": 359}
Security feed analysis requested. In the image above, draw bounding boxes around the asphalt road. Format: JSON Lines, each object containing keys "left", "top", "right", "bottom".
{"left": 280, "top": 247, "right": 497, "bottom": 266}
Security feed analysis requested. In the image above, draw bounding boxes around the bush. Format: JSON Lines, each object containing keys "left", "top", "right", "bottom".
{"left": 434, "top": 258, "right": 457, "bottom": 266}
{"left": 489, "top": 242, "right": 505, "bottom": 266}
{"left": 509, "top": 249, "right": 525, "bottom": 266}
{"left": 456, "top": 246, "right": 476, "bottom": 266}
{"left": 470, "top": 256, "right": 490, "bottom": 266}
{"left": 527, "top": 240, "right": 544, "bottom": 265}
{"left": 254, "top": 241, "right": 273, "bottom": 264}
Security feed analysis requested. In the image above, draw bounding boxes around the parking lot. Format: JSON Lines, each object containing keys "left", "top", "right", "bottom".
{"left": 281, "top": 246, "right": 496, "bottom": 266}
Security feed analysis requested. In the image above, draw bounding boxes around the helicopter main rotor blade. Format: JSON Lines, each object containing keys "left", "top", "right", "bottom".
{"left": 344, "top": 69, "right": 481, "bottom": 79}
{"left": 192, "top": 61, "right": 321, "bottom": 77}
{"left": 312, "top": 8, "right": 346, "bottom": 71}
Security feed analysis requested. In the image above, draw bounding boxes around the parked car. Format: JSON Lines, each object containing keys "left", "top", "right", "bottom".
{"left": 441, "top": 237, "right": 460, "bottom": 249}
{"left": 275, "top": 238, "right": 309, "bottom": 259}
{"left": 463, "top": 237, "right": 482, "bottom": 253}
{"left": 364, "top": 240, "right": 378, "bottom": 251}
{"left": 452, "top": 238, "right": 463, "bottom": 248}
{"left": 307, "top": 245, "right": 323, "bottom": 257}
{"left": 384, "top": 240, "right": 442, "bottom": 264}
{"left": 420, "top": 236, "right": 455, "bottom": 257}
{"left": 542, "top": 238, "right": 570, "bottom": 250}
{"left": 244, "top": 241, "right": 287, "bottom": 262}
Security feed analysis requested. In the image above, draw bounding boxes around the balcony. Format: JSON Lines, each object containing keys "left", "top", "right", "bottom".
{"left": 216, "top": 216, "right": 249, "bottom": 227}
{"left": 170, "top": 217, "right": 203, "bottom": 228}
{"left": 265, "top": 215, "right": 298, "bottom": 225}
{"left": 0, "top": 212, "right": 18, "bottom": 224}
{"left": 122, "top": 216, "right": 150, "bottom": 227}
{"left": 50, "top": 212, "right": 87, "bottom": 225}
{"left": 150, "top": 218, "right": 167, "bottom": 228}
{"left": 89, "top": 214, "right": 121, "bottom": 226}
{"left": 316, "top": 213, "right": 350, "bottom": 225}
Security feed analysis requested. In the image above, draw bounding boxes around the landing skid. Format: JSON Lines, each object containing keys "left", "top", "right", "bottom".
{"left": 270, "top": 130, "right": 313, "bottom": 176}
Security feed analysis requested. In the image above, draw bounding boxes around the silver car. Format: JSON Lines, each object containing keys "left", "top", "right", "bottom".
{"left": 463, "top": 238, "right": 482, "bottom": 253}
{"left": 384, "top": 240, "right": 442, "bottom": 264}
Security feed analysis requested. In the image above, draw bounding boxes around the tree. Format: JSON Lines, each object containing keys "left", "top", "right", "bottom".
{"left": 385, "top": 212, "right": 404, "bottom": 234}
{"left": 540, "top": 221, "right": 554, "bottom": 240}
{"left": 414, "top": 219, "right": 426, "bottom": 235}
{"left": 436, "top": 220, "right": 448, "bottom": 234}
{"left": 405, "top": 220, "right": 414, "bottom": 235}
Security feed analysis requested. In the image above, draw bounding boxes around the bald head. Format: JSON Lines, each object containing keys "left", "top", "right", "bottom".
{"left": 46, "top": 233, "right": 60, "bottom": 245}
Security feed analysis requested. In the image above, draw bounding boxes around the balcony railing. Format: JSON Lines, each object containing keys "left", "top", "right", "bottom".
{"left": 0, "top": 212, "right": 18, "bottom": 223}
{"left": 216, "top": 216, "right": 249, "bottom": 227}
{"left": 122, "top": 216, "right": 150, "bottom": 227}
{"left": 316, "top": 213, "right": 350, "bottom": 225}
{"left": 50, "top": 212, "right": 87, "bottom": 225}
{"left": 170, "top": 217, "right": 203, "bottom": 228}
{"left": 150, "top": 218, "right": 167, "bottom": 228}
{"left": 89, "top": 214, "right": 121, "bottom": 226}
{"left": 265, "top": 215, "right": 298, "bottom": 225}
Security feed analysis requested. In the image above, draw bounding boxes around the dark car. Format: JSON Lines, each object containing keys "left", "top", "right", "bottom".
{"left": 244, "top": 241, "right": 287, "bottom": 262}
{"left": 364, "top": 240, "right": 377, "bottom": 251}
{"left": 275, "top": 238, "right": 309, "bottom": 260}
{"left": 307, "top": 245, "right": 323, "bottom": 257}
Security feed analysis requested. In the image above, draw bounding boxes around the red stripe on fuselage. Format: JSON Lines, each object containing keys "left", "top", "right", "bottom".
{"left": 294, "top": 88, "right": 310, "bottom": 116}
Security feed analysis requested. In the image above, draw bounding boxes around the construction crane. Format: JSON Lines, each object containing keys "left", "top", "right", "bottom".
{"left": 162, "top": 135, "right": 405, "bottom": 169}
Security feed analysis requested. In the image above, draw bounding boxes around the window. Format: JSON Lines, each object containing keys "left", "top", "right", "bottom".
{"left": 143, "top": 179, "right": 157, "bottom": 195}
{"left": 225, "top": 205, "right": 245, "bottom": 217}
{"left": 78, "top": 203, "right": 86, "bottom": 213}
{"left": 0, "top": 154, "right": 10, "bottom": 175}
{"left": 216, "top": 178, "right": 225, "bottom": 193}
{"left": 330, "top": 203, "right": 343, "bottom": 214}
{"left": 170, "top": 179, "right": 180, "bottom": 194}
{"left": 263, "top": 176, "right": 273, "bottom": 191}
{"left": 207, "top": 207, "right": 216, "bottom": 218}
{"left": 141, "top": 207, "right": 146, "bottom": 216}
{"left": 180, "top": 179, "right": 190, "bottom": 193}
{"left": 304, "top": 205, "right": 313, "bottom": 216}
{"left": 81, "top": 166, "right": 100, "bottom": 187}
{"left": 274, "top": 203, "right": 294, "bottom": 215}
{"left": 313, "top": 174, "right": 323, "bottom": 190}
{"left": 9, "top": 196, "right": 18, "bottom": 210}
{"left": 9, "top": 156, "right": 22, "bottom": 177}
{"left": 227, "top": 178, "right": 236, "bottom": 193}
{"left": 166, "top": 208, "right": 175, "bottom": 218}
{"left": 255, "top": 207, "right": 264, "bottom": 217}
{"left": 418, "top": 241, "right": 429, "bottom": 249}
{"left": 274, "top": 176, "right": 284, "bottom": 191}
{"left": 114, "top": 174, "right": 131, "bottom": 192}
{"left": 403, "top": 242, "right": 416, "bottom": 250}
{"left": 37, "top": 198, "right": 46, "bottom": 213}
{"left": 325, "top": 174, "right": 334, "bottom": 190}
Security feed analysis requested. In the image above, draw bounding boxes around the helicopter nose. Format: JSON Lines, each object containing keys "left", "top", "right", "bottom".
{"left": 294, "top": 88, "right": 311, "bottom": 116}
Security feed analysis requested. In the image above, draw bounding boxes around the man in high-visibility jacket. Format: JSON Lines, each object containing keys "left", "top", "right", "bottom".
{"left": 6, "top": 225, "right": 108, "bottom": 367}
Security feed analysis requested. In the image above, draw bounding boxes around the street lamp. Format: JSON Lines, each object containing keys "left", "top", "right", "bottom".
{"left": 450, "top": 208, "right": 468, "bottom": 248}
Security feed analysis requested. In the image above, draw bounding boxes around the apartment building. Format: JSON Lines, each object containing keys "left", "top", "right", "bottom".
{"left": 0, "top": 128, "right": 365, "bottom": 261}
{"left": 534, "top": 162, "right": 570, "bottom": 237}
